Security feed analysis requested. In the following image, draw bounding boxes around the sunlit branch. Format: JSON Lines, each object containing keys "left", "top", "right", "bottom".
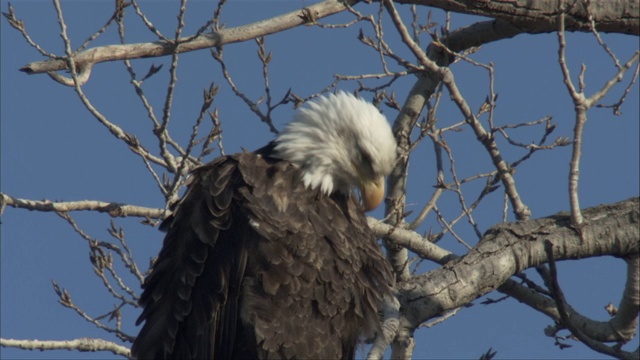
{"left": 557, "top": 7, "right": 640, "bottom": 229}
{"left": 0, "top": 338, "right": 130, "bottom": 358}
{"left": 367, "top": 294, "right": 401, "bottom": 360}
{"left": 19, "top": 0, "right": 361, "bottom": 78}
{"left": 585, "top": 51, "right": 640, "bottom": 108}
{"left": 376, "top": 202, "right": 639, "bottom": 346}
{"left": 397, "top": 197, "right": 639, "bottom": 330}
{"left": 0, "top": 193, "right": 165, "bottom": 219}
{"left": 596, "top": 62, "right": 640, "bottom": 115}
{"left": 368, "top": 217, "right": 454, "bottom": 264}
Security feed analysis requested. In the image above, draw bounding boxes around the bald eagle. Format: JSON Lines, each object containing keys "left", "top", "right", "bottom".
{"left": 131, "top": 92, "right": 397, "bottom": 359}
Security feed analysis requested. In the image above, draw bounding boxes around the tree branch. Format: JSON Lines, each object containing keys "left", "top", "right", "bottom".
{"left": 545, "top": 241, "right": 638, "bottom": 359}
{"left": 557, "top": 7, "right": 640, "bottom": 228}
{"left": 0, "top": 337, "right": 130, "bottom": 358}
{"left": 397, "top": 197, "right": 640, "bottom": 329}
{"left": 18, "top": 0, "right": 359, "bottom": 79}
{"left": 0, "top": 193, "right": 164, "bottom": 219}
{"left": 612, "top": 254, "right": 640, "bottom": 341}
{"left": 368, "top": 217, "right": 454, "bottom": 264}
{"left": 367, "top": 294, "right": 401, "bottom": 360}
{"left": 372, "top": 213, "right": 638, "bottom": 345}
{"left": 384, "top": 0, "right": 532, "bottom": 221}
{"left": 388, "top": 0, "right": 639, "bottom": 35}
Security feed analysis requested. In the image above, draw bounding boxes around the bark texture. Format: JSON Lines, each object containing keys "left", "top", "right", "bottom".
{"left": 397, "top": 197, "right": 639, "bottom": 329}
{"left": 394, "top": 0, "right": 639, "bottom": 35}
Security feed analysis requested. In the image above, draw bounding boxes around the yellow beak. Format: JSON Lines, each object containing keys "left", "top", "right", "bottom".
{"left": 359, "top": 176, "right": 386, "bottom": 212}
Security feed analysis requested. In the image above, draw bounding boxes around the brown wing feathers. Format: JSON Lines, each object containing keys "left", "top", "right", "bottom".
{"left": 132, "top": 156, "right": 244, "bottom": 359}
{"left": 132, "top": 148, "right": 393, "bottom": 359}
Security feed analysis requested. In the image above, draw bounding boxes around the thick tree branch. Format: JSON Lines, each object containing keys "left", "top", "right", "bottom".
{"left": 389, "top": 0, "right": 639, "bottom": 35}
{"left": 397, "top": 197, "right": 640, "bottom": 330}
{"left": 372, "top": 213, "right": 639, "bottom": 346}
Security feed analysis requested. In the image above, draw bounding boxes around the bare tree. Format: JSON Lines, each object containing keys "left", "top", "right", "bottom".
{"left": 1, "top": 0, "right": 638, "bottom": 359}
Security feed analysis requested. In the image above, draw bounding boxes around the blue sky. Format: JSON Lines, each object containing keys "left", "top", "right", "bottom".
{"left": 1, "top": 1, "right": 638, "bottom": 359}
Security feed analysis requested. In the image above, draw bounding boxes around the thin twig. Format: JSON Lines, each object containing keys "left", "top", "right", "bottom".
{"left": 557, "top": 7, "right": 640, "bottom": 228}
{"left": 129, "top": 0, "right": 170, "bottom": 42}
{"left": 166, "top": 83, "right": 219, "bottom": 203}
{"left": 433, "top": 206, "right": 472, "bottom": 249}
{"left": 2, "top": 3, "right": 61, "bottom": 59}
{"left": 384, "top": 0, "right": 531, "bottom": 221}
{"left": 596, "top": 62, "right": 639, "bottom": 115}
{"left": 51, "top": 280, "right": 135, "bottom": 343}
{"left": 51, "top": 0, "right": 170, "bottom": 173}
{"left": 211, "top": 47, "right": 279, "bottom": 134}
{"left": 75, "top": 3, "right": 125, "bottom": 52}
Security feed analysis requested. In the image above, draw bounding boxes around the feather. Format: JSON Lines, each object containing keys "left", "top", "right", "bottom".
{"left": 133, "top": 93, "right": 397, "bottom": 359}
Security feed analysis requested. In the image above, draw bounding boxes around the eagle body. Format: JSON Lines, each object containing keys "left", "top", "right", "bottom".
{"left": 132, "top": 92, "right": 397, "bottom": 359}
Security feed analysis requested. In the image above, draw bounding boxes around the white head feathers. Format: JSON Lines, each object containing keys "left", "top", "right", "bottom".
{"left": 274, "top": 91, "right": 397, "bottom": 199}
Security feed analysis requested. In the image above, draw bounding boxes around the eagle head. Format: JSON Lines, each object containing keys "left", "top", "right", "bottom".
{"left": 274, "top": 91, "right": 397, "bottom": 211}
